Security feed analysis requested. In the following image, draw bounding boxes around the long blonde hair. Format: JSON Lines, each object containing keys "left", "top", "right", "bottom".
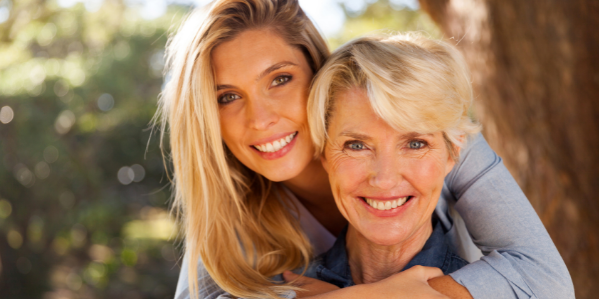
{"left": 154, "top": 0, "right": 330, "bottom": 298}
{"left": 309, "top": 33, "right": 481, "bottom": 158}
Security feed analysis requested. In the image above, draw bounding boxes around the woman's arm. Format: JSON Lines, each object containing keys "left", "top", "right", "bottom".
{"left": 175, "top": 252, "right": 228, "bottom": 299}
{"left": 444, "top": 133, "right": 574, "bottom": 299}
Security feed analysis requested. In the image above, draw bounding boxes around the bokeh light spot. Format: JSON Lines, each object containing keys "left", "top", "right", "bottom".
{"left": 97, "top": 93, "right": 114, "bottom": 111}
{"left": 121, "top": 249, "right": 138, "bottom": 266}
{"left": 131, "top": 164, "right": 145, "bottom": 182}
{"left": 7, "top": 229, "right": 23, "bottom": 249}
{"left": 54, "top": 110, "right": 76, "bottom": 134}
{"left": 117, "top": 166, "right": 134, "bottom": 185}
{"left": 79, "top": 113, "right": 98, "bottom": 132}
{"left": 14, "top": 163, "right": 35, "bottom": 187}
{"left": 70, "top": 224, "right": 87, "bottom": 248}
{"left": 29, "top": 64, "right": 46, "bottom": 85}
{"left": 0, "top": 199, "right": 12, "bottom": 218}
{"left": 89, "top": 244, "right": 114, "bottom": 263}
{"left": 37, "top": 23, "right": 57, "bottom": 46}
{"left": 86, "top": 262, "right": 106, "bottom": 282}
{"left": 0, "top": 7, "right": 9, "bottom": 24}
{"left": 66, "top": 272, "right": 82, "bottom": 290}
{"left": 84, "top": 0, "right": 104, "bottom": 12}
{"left": 35, "top": 161, "right": 51, "bottom": 179}
{"left": 0, "top": 105, "right": 14, "bottom": 124}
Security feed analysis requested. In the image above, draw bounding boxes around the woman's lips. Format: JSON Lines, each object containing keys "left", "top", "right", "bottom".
{"left": 251, "top": 132, "right": 298, "bottom": 160}
{"left": 359, "top": 196, "right": 415, "bottom": 217}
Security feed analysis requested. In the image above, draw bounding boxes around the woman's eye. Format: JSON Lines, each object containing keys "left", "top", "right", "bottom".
{"left": 218, "top": 93, "right": 240, "bottom": 104}
{"left": 271, "top": 75, "right": 291, "bottom": 87}
{"left": 408, "top": 140, "right": 426, "bottom": 149}
{"left": 346, "top": 141, "right": 366, "bottom": 151}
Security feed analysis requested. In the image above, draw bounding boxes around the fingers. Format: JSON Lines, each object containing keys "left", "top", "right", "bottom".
{"left": 283, "top": 270, "right": 300, "bottom": 283}
{"left": 407, "top": 266, "right": 444, "bottom": 281}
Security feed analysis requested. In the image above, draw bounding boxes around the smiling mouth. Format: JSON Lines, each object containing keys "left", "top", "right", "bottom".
{"left": 252, "top": 132, "right": 298, "bottom": 153}
{"left": 362, "top": 196, "right": 413, "bottom": 211}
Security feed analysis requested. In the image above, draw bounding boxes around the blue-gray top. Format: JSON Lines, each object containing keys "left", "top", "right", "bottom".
{"left": 304, "top": 220, "right": 468, "bottom": 288}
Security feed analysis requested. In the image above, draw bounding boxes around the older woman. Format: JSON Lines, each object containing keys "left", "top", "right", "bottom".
{"left": 289, "top": 33, "right": 496, "bottom": 297}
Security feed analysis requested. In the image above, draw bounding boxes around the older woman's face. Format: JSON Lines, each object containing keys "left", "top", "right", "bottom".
{"left": 322, "top": 88, "right": 456, "bottom": 246}
{"left": 212, "top": 29, "right": 315, "bottom": 182}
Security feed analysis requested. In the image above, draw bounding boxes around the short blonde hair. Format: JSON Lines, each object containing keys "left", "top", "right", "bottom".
{"left": 309, "top": 33, "right": 481, "bottom": 159}
{"left": 154, "top": 0, "right": 329, "bottom": 298}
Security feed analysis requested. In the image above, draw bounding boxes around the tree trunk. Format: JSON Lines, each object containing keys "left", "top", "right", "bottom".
{"left": 418, "top": 0, "right": 599, "bottom": 297}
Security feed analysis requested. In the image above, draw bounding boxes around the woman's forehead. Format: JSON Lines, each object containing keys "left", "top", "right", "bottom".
{"left": 211, "top": 29, "right": 310, "bottom": 83}
{"left": 328, "top": 88, "right": 437, "bottom": 141}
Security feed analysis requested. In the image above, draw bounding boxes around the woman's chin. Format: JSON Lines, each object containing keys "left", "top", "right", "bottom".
{"left": 362, "top": 230, "right": 411, "bottom": 247}
{"left": 257, "top": 161, "right": 307, "bottom": 182}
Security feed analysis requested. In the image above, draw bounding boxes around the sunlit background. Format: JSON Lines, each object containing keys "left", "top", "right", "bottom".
{"left": 0, "top": 0, "right": 438, "bottom": 298}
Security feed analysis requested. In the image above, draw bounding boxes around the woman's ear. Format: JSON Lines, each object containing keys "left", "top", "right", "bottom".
{"left": 445, "top": 142, "right": 462, "bottom": 176}
{"left": 445, "top": 153, "right": 457, "bottom": 176}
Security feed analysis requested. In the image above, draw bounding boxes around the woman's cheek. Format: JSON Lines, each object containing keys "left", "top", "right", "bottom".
{"left": 331, "top": 156, "right": 369, "bottom": 193}
{"left": 405, "top": 156, "right": 447, "bottom": 193}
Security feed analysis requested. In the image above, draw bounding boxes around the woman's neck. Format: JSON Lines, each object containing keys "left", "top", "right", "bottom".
{"left": 283, "top": 158, "right": 347, "bottom": 236}
{"left": 346, "top": 222, "right": 433, "bottom": 285}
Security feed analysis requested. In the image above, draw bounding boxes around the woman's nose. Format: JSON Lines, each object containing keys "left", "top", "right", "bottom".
{"left": 368, "top": 154, "right": 402, "bottom": 190}
{"left": 247, "top": 97, "right": 279, "bottom": 131}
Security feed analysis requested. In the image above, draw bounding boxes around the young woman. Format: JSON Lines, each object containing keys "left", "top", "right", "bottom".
{"left": 154, "top": 0, "right": 573, "bottom": 298}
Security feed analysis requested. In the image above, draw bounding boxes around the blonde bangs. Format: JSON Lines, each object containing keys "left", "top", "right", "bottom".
{"left": 309, "top": 33, "right": 481, "bottom": 156}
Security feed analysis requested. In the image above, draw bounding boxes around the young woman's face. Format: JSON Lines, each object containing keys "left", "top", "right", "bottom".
{"left": 212, "top": 29, "right": 316, "bottom": 182}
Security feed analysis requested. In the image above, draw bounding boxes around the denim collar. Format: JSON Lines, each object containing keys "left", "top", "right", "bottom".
{"left": 307, "top": 220, "right": 467, "bottom": 288}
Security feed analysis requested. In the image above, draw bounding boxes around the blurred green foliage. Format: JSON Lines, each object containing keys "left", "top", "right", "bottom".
{"left": 330, "top": 0, "right": 440, "bottom": 49}
{"left": 0, "top": 0, "right": 184, "bottom": 298}
{"left": 0, "top": 0, "right": 438, "bottom": 298}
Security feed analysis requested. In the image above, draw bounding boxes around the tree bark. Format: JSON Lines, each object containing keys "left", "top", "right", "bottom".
{"left": 418, "top": 0, "right": 599, "bottom": 297}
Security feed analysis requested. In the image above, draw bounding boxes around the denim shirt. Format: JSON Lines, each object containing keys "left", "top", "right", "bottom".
{"left": 304, "top": 221, "right": 468, "bottom": 288}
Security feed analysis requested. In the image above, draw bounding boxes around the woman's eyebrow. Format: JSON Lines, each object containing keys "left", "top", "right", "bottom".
{"left": 339, "top": 131, "right": 372, "bottom": 141}
{"left": 398, "top": 132, "right": 434, "bottom": 141}
{"left": 216, "top": 84, "right": 236, "bottom": 91}
{"left": 256, "top": 61, "right": 297, "bottom": 81}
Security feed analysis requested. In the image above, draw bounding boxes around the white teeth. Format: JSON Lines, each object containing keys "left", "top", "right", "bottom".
{"left": 253, "top": 132, "right": 297, "bottom": 153}
{"left": 397, "top": 197, "right": 407, "bottom": 206}
{"left": 365, "top": 197, "right": 409, "bottom": 211}
{"left": 266, "top": 143, "right": 274, "bottom": 152}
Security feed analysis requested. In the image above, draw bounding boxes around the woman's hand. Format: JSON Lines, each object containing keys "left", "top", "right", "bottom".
{"left": 367, "top": 266, "right": 449, "bottom": 299}
{"left": 283, "top": 271, "right": 340, "bottom": 297}
{"left": 283, "top": 266, "right": 449, "bottom": 299}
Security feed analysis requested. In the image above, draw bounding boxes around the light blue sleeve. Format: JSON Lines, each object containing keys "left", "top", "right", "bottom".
{"left": 174, "top": 253, "right": 228, "bottom": 299}
{"left": 445, "top": 133, "right": 574, "bottom": 299}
